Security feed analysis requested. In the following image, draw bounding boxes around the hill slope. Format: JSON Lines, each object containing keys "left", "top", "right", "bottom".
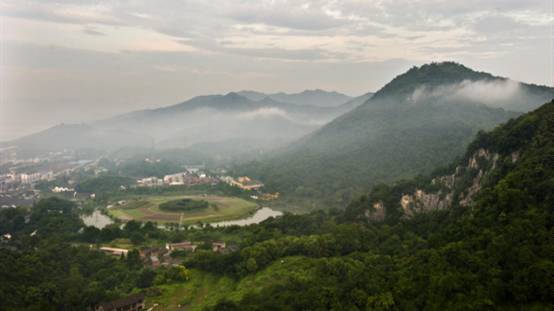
{"left": 349, "top": 99, "right": 554, "bottom": 222}
{"left": 8, "top": 91, "right": 360, "bottom": 157}
{"left": 241, "top": 62, "right": 554, "bottom": 209}
{"left": 188, "top": 100, "right": 554, "bottom": 311}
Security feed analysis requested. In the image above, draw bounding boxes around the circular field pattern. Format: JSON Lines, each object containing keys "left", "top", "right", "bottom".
{"left": 108, "top": 195, "right": 259, "bottom": 224}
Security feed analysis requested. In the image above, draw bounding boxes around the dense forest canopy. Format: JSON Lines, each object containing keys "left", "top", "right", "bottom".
{"left": 159, "top": 198, "right": 210, "bottom": 212}
{"left": 0, "top": 198, "right": 189, "bottom": 310}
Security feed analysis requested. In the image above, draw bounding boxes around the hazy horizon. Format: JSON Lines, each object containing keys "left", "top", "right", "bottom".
{"left": 1, "top": 0, "right": 553, "bottom": 141}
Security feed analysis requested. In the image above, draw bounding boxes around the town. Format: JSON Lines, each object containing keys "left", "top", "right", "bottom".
{"left": 0, "top": 145, "right": 279, "bottom": 210}
{"left": 98, "top": 240, "right": 231, "bottom": 268}
{"left": 0, "top": 147, "right": 94, "bottom": 207}
{"left": 137, "top": 169, "right": 264, "bottom": 192}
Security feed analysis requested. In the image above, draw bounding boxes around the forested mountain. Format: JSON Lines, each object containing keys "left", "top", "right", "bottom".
{"left": 337, "top": 91, "right": 374, "bottom": 112}
{"left": 191, "top": 100, "right": 554, "bottom": 310}
{"left": 8, "top": 91, "right": 358, "bottom": 157}
{"left": 240, "top": 62, "right": 554, "bottom": 209}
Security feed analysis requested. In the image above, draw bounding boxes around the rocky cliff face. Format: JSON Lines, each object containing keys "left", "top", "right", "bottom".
{"left": 371, "top": 147, "right": 519, "bottom": 218}
{"left": 366, "top": 202, "right": 386, "bottom": 222}
{"left": 363, "top": 100, "right": 553, "bottom": 222}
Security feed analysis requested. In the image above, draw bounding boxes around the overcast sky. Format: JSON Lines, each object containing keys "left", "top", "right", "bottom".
{"left": 0, "top": 0, "right": 552, "bottom": 140}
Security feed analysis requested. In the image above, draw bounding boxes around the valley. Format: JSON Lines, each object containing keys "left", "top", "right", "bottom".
{"left": 1, "top": 62, "right": 553, "bottom": 311}
{"left": 2, "top": 2, "right": 553, "bottom": 310}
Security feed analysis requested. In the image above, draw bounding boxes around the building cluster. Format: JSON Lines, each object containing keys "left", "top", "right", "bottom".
{"left": 52, "top": 186, "right": 74, "bottom": 193}
{"left": 0, "top": 149, "right": 91, "bottom": 202}
{"left": 139, "top": 247, "right": 174, "bottom": 268}
{"left": 136, "top": 176, "right": 164, "bottom": 187}
{"left": 222, "top": 176, "right": 264, "bottom": 191}
{"left": 163, "top": 171, "right": 216, "bottom": 186}
{"left": 166, "top": 241, "right": 198, "bottom": 252}
{"left": 135, "top": 164, "right": 266, "bottom": 193}
{"left": 99, "top": 247, "right": 129, "bottom": 257}
{"left": 0, "top": 171, "right": 55, "bottom": 193}
{"left": 98, "top": 240, "right": 229, "bottom": 268}
{"left": 137, "top": 169, "right": 219, "bottom": 187}
{"left": 166, "top": 240, "right": 228, "bottom": 254}
{"left": 19, "top": 173, "right": 40, "bottom": 187}
{"left": 95, "top": 293, "right": 145, "bottom": 311}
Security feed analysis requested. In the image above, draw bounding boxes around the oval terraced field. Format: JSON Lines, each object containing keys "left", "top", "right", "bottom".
{"left": 108, "top": 195, "right": 259, "bottom": 225}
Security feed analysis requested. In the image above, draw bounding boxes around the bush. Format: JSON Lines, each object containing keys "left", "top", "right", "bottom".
{"left": 159, "top": 199, "right": 209, "bottom": 212}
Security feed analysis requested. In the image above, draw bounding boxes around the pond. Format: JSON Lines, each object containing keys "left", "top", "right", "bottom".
{"left": 87, "top": 206, "right": 283, "bottom": 230}
{"left": 208, "top": 207, "right": 283, "bottom": 227}
{"left": 81, "top": 210, "right": 114, "bottom": 229}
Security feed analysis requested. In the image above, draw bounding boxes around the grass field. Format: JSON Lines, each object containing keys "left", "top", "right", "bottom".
{"left": 108, "top": 195, "right": 258, "bottom": 224}
{"left": 145, "top": 257, "right": 316, "bottom": 310}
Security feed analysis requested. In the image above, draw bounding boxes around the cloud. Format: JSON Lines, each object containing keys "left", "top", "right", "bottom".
{"left": 1, "top": 0, "right": 552, "bottom": 140}
{"left": 236, "top": 107, "right": 291, "bottom": 120}
{"left": 224, "top": 1, "right": 349, "bottom": 31}
{"left": 456, "top": 79, "right": 521, "bottom": 102}
{"left": 82, "top": 27, "right": 105, "bottom": 36}
{"left": 2, "top": 0, "right": 550, "bottom": 63}
{"left": 0, "top": 1, "right": 121, "bottom": 26}
{"left": 410, "top": 79, "right": 522, "bottom": 106}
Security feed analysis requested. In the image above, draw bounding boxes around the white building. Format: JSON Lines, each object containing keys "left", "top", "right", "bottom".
{"left": 19, "top": 173, "right": 42, "bottom": 184}
{"left": 137, "top": 177, "right": 164, "bottom": 187}
{"left": 163, "top": 172, "right": 186, "bottom": 185}
{"left": 52, "top": 186, "right": 74, "bottom": 193}
{"left": 99, "top": 247, "right": 129, "bottom": 257}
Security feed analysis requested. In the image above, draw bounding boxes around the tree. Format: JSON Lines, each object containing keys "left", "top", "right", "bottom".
{"left": 246, "top": 258, "right": 258, "bottom": 273}
{"left": 137, "top": 269, "right": 156, "bottom": 288}
{"left": 126, "top": 250, "right": 142, "bottom": 269}
{"left": 130, "top": 232, "right": 145, "bottom": 245}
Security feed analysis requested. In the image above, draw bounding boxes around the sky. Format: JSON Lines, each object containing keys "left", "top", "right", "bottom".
{"left": 0, "top": 0, "right": 552, "bottom": 141}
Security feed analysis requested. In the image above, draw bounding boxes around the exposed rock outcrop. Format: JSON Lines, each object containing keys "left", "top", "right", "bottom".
{"left": 366, "top": 201, "right": 386, "bottom": 222}
{"left": 399, "top": 148, "right": 503, "bottom": 217}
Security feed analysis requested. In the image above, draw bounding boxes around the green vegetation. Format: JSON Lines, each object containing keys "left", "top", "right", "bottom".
{"left": 113, "top": 182, "right": 250, "bottom": 199}
{"left": 2, "top": 97, "right": 553, "bottom": 309}
{"left": 146, "top": 270, "right": 237, "bottom": 311}
{"left": 76, "top": 175, "right": 135, "bottom": 193}
{"left": 117, "top": 158, "right": 183, "bottom": 178}
{"left": 159, "top": 198, "right": 210, "bottom": 212}
{"left": 0, "top": 198, "right": 187, "bottom": 310}
{"left": 182, "top": 100, "right": 553, "bottom": 310}
{"left": 238, "top": 62, "right": 554, "bottom": 210}
{"left": 108, "top": 195, "right": 258, "bottom": 224}
{"left": 146, "top": 256, "right": 325, "bottom": 310}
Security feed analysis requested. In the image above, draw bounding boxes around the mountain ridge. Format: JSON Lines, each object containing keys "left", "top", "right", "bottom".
{"left": 237, "top": 89, "right": 353, "bottom": 108}
{"left": 6, "top": 89, "right": 364, "bottom": 156}
{"left": 239, "top": 62, "right": 554, "bottom": 209}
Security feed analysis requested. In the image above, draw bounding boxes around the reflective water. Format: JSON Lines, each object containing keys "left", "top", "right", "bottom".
{"left": 81, "top": 210, "right": 114, "bottom": 229}
{"left": 209, "top": 207, "right": 283, "bottom": 227}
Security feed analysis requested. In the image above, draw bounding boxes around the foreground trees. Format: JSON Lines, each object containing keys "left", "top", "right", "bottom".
{"left": 202, "top": 102, "right": 554, "bottom": 310}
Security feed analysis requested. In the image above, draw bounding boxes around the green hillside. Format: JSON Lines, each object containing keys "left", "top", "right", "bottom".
{"left": 241, "top": 62, "right": 553, "bottom": 209}
{"left": 188, "top": 100, "right": 554, "bottom": 310}
{"left": 2, "top": 100, "right": 552, "bottom": 310}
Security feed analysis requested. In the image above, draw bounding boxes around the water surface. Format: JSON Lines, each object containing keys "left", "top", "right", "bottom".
{"left": 209, "top": 207, "right": 283, "bottom": 227}
{"left": 81, "top": 210, "right": 114, "bottom": 229}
